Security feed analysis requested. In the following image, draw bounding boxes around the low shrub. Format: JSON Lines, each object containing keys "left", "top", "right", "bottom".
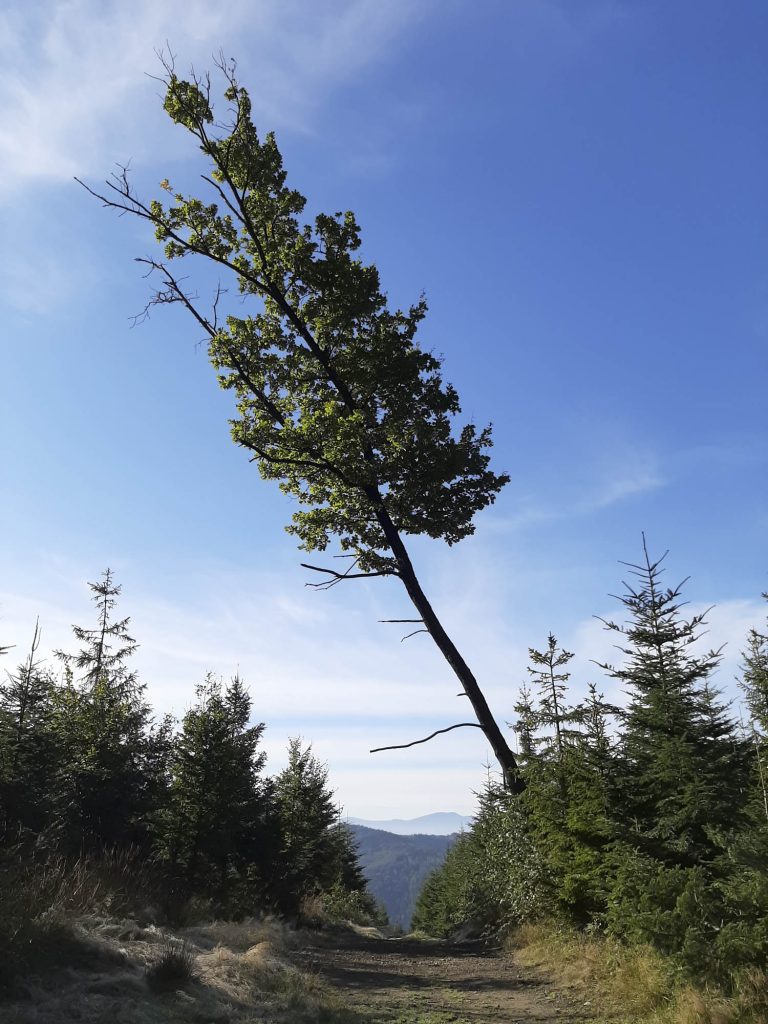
{"left": 320, "top": 884, "right": 387, "bottom": 928}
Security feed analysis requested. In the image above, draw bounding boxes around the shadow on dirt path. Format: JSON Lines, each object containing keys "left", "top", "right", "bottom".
{"left": 293, "top": 931, "right": 595, "bottom": 1023}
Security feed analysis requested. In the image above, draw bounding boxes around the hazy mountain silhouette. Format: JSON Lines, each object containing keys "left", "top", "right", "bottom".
{"left": 347, "top": 812, "right": 472, "bottom": 836}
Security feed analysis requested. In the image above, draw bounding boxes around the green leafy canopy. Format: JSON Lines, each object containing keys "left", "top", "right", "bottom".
{"left": 90, "top": 58, "right": 508, "bottom": 573}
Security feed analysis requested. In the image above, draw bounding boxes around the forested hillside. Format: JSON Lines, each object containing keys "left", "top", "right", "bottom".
{"left": 0, "top": 571, "right": 381, "bottom": 990}
{"left": 349, "top": 825, "right": 455, "bottom": 929}
{"left": 414, "top": 543, "right": 768, "bottom": 1010}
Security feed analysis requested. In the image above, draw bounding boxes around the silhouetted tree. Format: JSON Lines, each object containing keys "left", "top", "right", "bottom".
{"left": 155, "top": 674, "right": 269, "bottom": 912}
{"left": 0, "top": 622, "right": 59, "bottom": 840}
{"left": 52, "top": 572, "right": 162, "bottom": 852}
{"left": 56, "top": 569, "right": 137, "bottom": 692}
{"left": 273, "top": 739, "right": 348, "bottom": 913}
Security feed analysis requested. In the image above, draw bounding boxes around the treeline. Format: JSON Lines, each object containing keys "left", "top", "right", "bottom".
{"left": 0, "top": 570, "right": 379, "bottom": 927}
{"left": 415, "top": 542, "right": 768, "bottom": 989}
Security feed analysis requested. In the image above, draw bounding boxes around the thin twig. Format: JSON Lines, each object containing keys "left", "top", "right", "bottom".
{"left": 401, "top": 629, "right": 429, "bottom": 642}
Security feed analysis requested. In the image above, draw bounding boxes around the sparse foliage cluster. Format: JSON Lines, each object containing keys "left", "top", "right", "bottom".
{"left": 0, "top": 571, "right": 381, "bottom": 987}
{"left": 415, "top": 544, "right": 768, "bottom": 993}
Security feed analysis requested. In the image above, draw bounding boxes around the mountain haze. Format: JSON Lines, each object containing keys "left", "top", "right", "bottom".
{"left": 347, "top": 812, "right": 472, "bottom": 836}
{"left": 348, "top": 824, "right": 456, "bottom": 929}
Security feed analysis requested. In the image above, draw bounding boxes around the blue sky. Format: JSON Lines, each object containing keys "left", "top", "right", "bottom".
{"left": 1, "top": 0, "right": 766, "bottom": 817}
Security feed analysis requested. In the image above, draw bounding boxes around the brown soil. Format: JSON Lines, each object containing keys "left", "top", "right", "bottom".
{"left": 294, "top": 930, "right": 596, "bottom": 1023}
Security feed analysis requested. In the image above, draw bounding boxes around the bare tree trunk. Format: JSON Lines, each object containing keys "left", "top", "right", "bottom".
{"left": 374, "top": 504, "right": 523, "bottom": 793}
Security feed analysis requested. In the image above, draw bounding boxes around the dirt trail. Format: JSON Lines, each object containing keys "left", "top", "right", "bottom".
{"left": 294, "top": 931, "right": 594, "bottom": 1024}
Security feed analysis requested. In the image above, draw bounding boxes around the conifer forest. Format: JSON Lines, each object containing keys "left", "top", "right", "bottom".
{"left": 0, "top": 573, "right": 381, "bottom": 976}
{"left": 3, "top": 556, "right": 768, "bottom": 1014}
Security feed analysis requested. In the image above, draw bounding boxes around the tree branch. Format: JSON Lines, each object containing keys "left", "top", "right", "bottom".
{"left": 246, "top": 445, "right": 354, "bottom": 487}
{"left": 75, "top": 172, "right": 268, "bottom": 294}
{"left": 370, "top": 722, "right": 482, "bottom": 753}
{"left": 301, "top": 562, "right": 398, "bottom": 590}
{"left": 134, "top": 258, "right": 288, "bottom": 427}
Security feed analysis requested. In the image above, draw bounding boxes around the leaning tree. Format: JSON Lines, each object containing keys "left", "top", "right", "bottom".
{"left": 80, "top": 57, "right": 522, "bottom": 790}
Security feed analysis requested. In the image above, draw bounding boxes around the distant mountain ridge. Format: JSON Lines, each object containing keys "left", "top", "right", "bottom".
{"left": 348, "top": 824, "right": 458, "bottom": 929}
{"left": 347, "top": 811, "right": 473, "bottom": 836}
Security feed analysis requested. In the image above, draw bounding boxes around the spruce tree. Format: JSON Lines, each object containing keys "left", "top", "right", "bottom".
{"left": 741, "top": 593, "right": 768, "bottom": 728}
{"left": 321, "top": 821, "right": 383, "bottom": 925}
{"left": 52, "top": 572, "right": 159, "bottom": 853}
{"left": 528, "top": 634, "right": 577, "bottom": 780}
{"left": 740, "top": 591, "right": 768, "bottom": 808}
{"left": 599, "top": 540, "right": 746, "bottom": 969}
{"left": 56, "top": 569, "right": 138, "bottom": 692}
{"left": 156, "top": 674, "right": 269, "bottom": 913}
{"left": 598, "top": 540, "right": 741, "bottom": 864}
{"left": 577, "top": 683, "right": 617, "bottom": 796}
{"left": 511, "top": 683, "right": 537, "bottom": 763}
{"left": 272, "top": 739, "right": 346, "bottom": 913}
{"left": 557, "top": 684, "right": 619, "bottom": 925}
{"left": 413, "top": 778, "right": 549, "bottom": 937}
{"left": 0, "top": 622, "right": 59, "bottom": 842}
{"left": 412, "top": 831, "right": 487, "bottom": 937}
{"left": 514, "top": 641, "right": 571, "bottom": 883}
{"left": 516, "top": 638, "right": 614, "bottom": 925}
{"left": 713, "top": 595, "right": 768, "bottom": 976}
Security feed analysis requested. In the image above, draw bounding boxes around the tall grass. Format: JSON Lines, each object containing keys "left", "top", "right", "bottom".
{"left": 0, "top": 847, "right": 155, "bottom": 990}
{"left": 509, "top": 922, "right": 768, "bottom": 1024}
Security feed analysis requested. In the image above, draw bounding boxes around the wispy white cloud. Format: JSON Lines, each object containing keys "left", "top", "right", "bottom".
{"left": 0, "top": 0, "right": 428, "bottom": 202}
{"left": 486, "top": 446, "right": 664, "bottom": 534}
{"left": 0, "top": 554, "right": 504, "bottom": 817}
{"left": 579, "top": 463, "right": 663, "bottom": 512}
{"left": 0, "top": 0, "right": 428, "bottom": 316}
{"left": 0, "top": 557, "right": 494, "bottom": 721}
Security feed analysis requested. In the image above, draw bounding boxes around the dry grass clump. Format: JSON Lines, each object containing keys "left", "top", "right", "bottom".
{"left": 347, "top": 923, "right": 387, "bottom": 940}
{"left": 240, "top": 939, "right": 277, "bottom": 972}
{"left": 655, "top": 986, "right": 733, "bottom": 1024}
{"left": 184, "top": 914, "right": 292, "bottom": 952}
{"left": 299, "top": 892, "right": 326, "bottom": 927}
{"left": 196, "top": 944, "right": 252, "bottom": 1002}
{"left": 145, "top": 938, "right": 197, "bottom": 992}
{"left": 661, "top": 969, "right": 768, "bottom": 1024}
{"left": 732, "top": 968, "right": 768, "bottom": 1021}
{"left": 508, "top": 922, "right": 768, "bottom": 1024}
{"left": 198, "top": 936, "right": 326, "bottom": 1004}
